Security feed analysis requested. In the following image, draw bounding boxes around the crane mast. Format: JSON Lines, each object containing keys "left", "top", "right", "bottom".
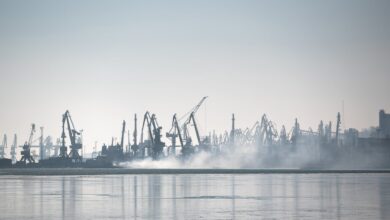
{"left": 230, "top": 114, "right": 235, "bottom": 145}
{"left": 335, "top": 112, "right": 341, "bottom": 146}
{"left": 39, "top": 127, "right": 45, "bottom": 160}
{"left": 10, "top": 134, "right": 17, "bottom": 163}
{"left": 133, "top": 114, "right": 137, "bottom": 146}
{"left": 127, "top": 130, "right": 130, "bottom": 153}
{"left": 120, "top": 120, "right": 126, "bottom": 152}
{"left": 131, "top": 114, "right": 139, "bottom": 157}
{"left": 60, "top": 112, "right": 67, "bottom": 158}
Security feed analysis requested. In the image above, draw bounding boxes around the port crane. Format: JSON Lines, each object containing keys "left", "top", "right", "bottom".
{"left": 150, "top": 114, "right": 165, "bottom": 159}
{"left": 181, "top": 96, "right": 208, "bottom": 152}
{"left": 10, "top": 134, "right": 17, "bottom": 163}
{"left": 0, "top": 134, "right": 6, "bottom": 158}
{"left": 20, "top": 124, "right": 36, "bottom": 164}
{"left": 131, "top": 114, "right": 141, "bottom": 157}
{"left": 166, "top": 114, "right": 184, "bottom": 155}
{"left": 60, "top": 110, "right": 83, "bottom": 162}
{"left": 139, "top": 112, "right": 165, "bottom": 159}
{"left": 140, "top": 111, "right": 153, "bottom": 158}
{"left": 254, "top": 114, "right": 278, "bottom": 147}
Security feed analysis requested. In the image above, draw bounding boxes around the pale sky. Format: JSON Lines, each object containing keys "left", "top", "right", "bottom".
{"left": 0, "top": 0, "right": 389, "bottom": 152}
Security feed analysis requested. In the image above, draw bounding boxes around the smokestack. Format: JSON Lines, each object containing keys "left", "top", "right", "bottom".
{"left": 231, "top": 114, "right": 235, "bottom": 145}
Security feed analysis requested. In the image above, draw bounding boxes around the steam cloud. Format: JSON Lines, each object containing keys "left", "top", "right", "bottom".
{"left": 121, "top": 142, "right": 390, "bottom": 169}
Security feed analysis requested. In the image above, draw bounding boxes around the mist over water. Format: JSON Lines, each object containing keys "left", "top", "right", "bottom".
{"left": 122, "top": 142, "right": 390, "bottom": 169}
{"left": 121, "top": 144, "right": 309, "bottom": 169}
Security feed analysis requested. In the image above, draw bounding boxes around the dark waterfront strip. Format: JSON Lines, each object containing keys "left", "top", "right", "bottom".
{"left": 1, "top": 168, "right": 390, "bottom": 175}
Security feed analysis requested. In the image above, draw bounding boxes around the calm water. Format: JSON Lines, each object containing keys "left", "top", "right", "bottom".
{"left": 1, "top": 173, "right": 390, "bottom": 219}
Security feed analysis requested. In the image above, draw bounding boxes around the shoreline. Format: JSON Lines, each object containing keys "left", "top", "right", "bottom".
{"left": 1, "top": 168, "right": 390, "bottom": 175}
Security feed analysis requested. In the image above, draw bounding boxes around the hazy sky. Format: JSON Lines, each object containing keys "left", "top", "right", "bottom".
{"left": 0, "top": 0, "right": 389, "bottom": 152}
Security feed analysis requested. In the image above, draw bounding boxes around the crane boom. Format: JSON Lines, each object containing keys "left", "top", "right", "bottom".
{"left": 181, "top": 96, "right": 208, "bottom": 144}
{"left": 140, "top": 112, "right": 153, "bottom": 144}
{"left": 173, "top": 114, "right": 184, "bottom": 147}
{"left": 181, "top": 96, "right": 208, "bottom": 122}
{"left": 28, "top": 124, "right": 36, "bottom": 146}
{"left": 190, "top": 113, "right": 201, "bottom": 145}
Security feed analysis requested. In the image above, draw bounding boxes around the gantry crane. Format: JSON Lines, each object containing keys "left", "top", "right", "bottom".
{"left": 20, "top": 124, "right": 36, "bottom": 164}
{"left": 150, "top": 113, "right": 165, "bottom": 159}
{"left": 60, "top": 110, "right": 83, "bottom": 162}
{"left": 139, "top": 112, "right": 165, "bottom": 159}
{"left": 181, "top": 96, "right": 208, "bottom": 151}
{"left": 166, "top": 114, "right": 184, "bottom": 155}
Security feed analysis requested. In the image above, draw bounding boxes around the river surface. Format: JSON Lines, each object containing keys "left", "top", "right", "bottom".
{"left": 0, "top": 173, "right": 390, "bottom": 219}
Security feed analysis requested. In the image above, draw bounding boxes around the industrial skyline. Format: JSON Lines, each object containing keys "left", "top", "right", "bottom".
{"left": 1, "top": 0, "right": 390, "bottom": 150}
{"left": 1, "top": 2, "right": 390, "bottom": 220}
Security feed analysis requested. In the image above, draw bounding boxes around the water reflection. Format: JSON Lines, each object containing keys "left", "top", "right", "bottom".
{"left": 120, "top": 176, "right": 125, "bottom": 219}
{"left": 0, "top": 174, "right": 389, "bottom": 219}
{"left": 133, "top": 176, "right": 137, "bottom": 219}
{"left": 62, "top": 177, "right": 65, "bottom": 220}
{"left": 379, "top": 175, "right": 390, "bottom": 220}
{"left": 231, "top": 175, "right": 236, "bottom": 220}
{"left": 172, "top": 176, "right": 177, "bottom": 220}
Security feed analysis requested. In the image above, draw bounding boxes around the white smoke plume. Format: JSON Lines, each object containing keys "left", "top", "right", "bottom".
{"left": 120, "top": 144, "right": 314, "bottom": 169}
